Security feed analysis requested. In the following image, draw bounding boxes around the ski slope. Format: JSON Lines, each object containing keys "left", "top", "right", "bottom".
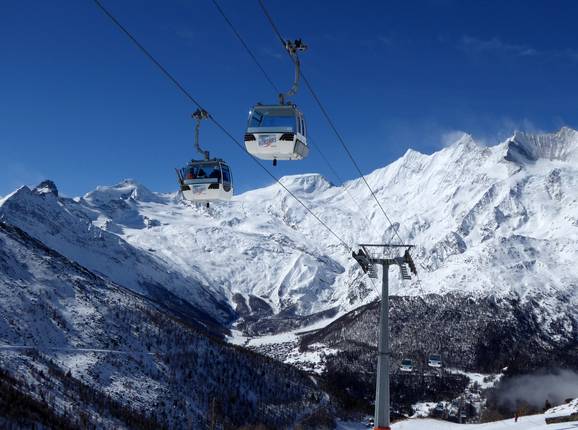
{"left": 337, "top": 413, "right": 578, "bottom": 429}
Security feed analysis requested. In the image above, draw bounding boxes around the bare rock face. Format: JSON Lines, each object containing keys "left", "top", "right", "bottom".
{"left": 33, "top": 180, "right": 59, "bottom": 197}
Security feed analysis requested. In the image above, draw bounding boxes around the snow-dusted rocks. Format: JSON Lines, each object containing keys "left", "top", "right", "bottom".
{"left": 505, "top": 127, "right": 578, "bottom": 164}
{"left": 545, "top": 398, "right": 578, "bottom": 424}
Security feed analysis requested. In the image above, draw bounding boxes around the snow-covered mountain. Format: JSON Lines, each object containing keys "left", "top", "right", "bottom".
{"left": 1, "top": 127, "right": 577, "bottom": 426}
{"left": 0, "top": 222, "right": 322, "bottom": 429}
{"left": 2, "top": 128, "right": 577, "bottom": 336}
{"left": 0, "top": 180, "right": 234, "bottom": 335}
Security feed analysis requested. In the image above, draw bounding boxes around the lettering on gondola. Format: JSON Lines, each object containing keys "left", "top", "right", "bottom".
{"left": 258, "top": 135, "right": 277, "bottom": 148}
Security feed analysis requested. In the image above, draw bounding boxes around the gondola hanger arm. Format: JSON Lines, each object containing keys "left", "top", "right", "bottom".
{"left": 278, "top": 39, "right": 307, "bottom": 105}
{"left": 192, "top": 109, "right": 210, "bottom": 161}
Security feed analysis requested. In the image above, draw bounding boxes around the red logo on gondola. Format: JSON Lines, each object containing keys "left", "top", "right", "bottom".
{"left": 258, "top": 135, "right": 277, "bottom": 147}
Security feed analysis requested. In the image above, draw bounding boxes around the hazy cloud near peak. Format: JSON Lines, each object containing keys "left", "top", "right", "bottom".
{"left": 459, "top": 35, "right": 537, "bottom": 57}
{"left": 259, "top": 46, "right": 283, "bottom": 60}
{"left": 0, "top": 161, "right": 48, "bottom": 197}
{"left": 440, "top": 130, "right": 469, "bottom": 147}
{"left": 459, "top": 35, "right": 578, "bottom": 62}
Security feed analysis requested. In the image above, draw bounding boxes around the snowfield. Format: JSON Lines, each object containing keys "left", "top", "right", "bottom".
{"left": 392, "top": 414, "right": 578, "bottom": 429}
{"left": 545, "top": 398, "right": 578, "bottom": 420}
{"left": 337, "top": 411, "right": 578, "bottom": 429}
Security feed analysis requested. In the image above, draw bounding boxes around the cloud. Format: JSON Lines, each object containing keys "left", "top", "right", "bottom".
{"left": 498, "top": 117, "right": 543, "bottom": 134}
{"left": 466, "top": 116, "right": 545, "bottom": 147}
{"left": 497, "top": 370, "right": 578, "bottom": 408}
{"left": 377, "top": 115, "right": 551, "bottom": 157}
{"left": 459, "top": 35, "right": 578, "bottom": 62}
{"left": 0, "top": 161, "right": 47, "bottom": 196}
{"left": 260, "top": 46, "right": 283, "bottom": 60}
{"left": 459, "top": 35, "right": 537, "bottom": 57}
{"left": 557, "top": 48, "right": 578, "bottom": 61}
{"left": 440, "top": 130, "right": 469, "bottom": 147}
{"left": 377, "top": 35, "right": 393, "bottom": 46}
{"left": 359, "top": 35, "right": 394, "bottom": 53}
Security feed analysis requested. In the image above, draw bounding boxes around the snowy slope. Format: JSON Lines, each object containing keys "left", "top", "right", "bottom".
{"left": 545, "top": 398, "right": 578, "bottom": 420}
{"left": 0, "top": 180, "right": 234, "bottom": 332}
{"left": 2, "top": 128, "right": 577, "bottom": 337}
{"left": 338, "top": 412, "right": 577, "bottom": 429}
{"left": 84, "top": 176, "right": 352, "bottom": 317}
{"left": 0, "top": 221, "right": 322, "bottom": 429}
{"left": 391, "top": 413, "right": 576, "bottom": 429}
{"left": 74, "top": 128, "right": 578, "bottom": 333}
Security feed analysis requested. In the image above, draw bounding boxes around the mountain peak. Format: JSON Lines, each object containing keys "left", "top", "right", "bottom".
{"left": 454, "top": 132, "right": 475, "bottom": 145}
{"left": 401, "top": 147, "right": 427, "bottom": 159}
{"left": 33, "top": 180, "right": 58, "bottom": 197}
{"left": 446, "top": 132, "right": 479, "bottom": 151}
{"left": 557, "top": 125, "right": 577, "bottom": 136}
{"left": 84, "top": 179, "right": 163, "bottom": 205}
{"left": 505, "top": 127, "right": 578, "bottom": 163}
{"left": 277, "top": 173, "right": 333, "bottom": 193}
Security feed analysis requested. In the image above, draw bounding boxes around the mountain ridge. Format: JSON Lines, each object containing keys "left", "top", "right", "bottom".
{"left": 2, "top": 127, "right": 577, "bottom": 337}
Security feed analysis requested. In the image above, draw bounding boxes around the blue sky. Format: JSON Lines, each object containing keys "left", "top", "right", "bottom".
{"left": 1, "top": 0, "right": 578, "bottom": 197}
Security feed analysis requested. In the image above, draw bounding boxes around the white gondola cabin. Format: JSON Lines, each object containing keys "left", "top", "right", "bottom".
{"left": 244, "top": 104, "right": 308, "bottom": 164}
{"left": 177, "top": 160, "right": 233, "bottom": 203}
{"left": 427, "top": 353, "right": 442, "bottom": 368}
{"left": 400, "top": 358, "right": 414, "bottom": 373}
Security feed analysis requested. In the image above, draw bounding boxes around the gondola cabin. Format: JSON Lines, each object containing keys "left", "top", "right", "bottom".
{"left": 427, "top": 353, "right": 442, "bottom": 368}
{"left": 400, "top": 358, "right": 413, "bottom": 373}
{"left": 244, "top": 104, "right": 308, "bottom": 163}
{"left": 177, "top": 160, "right": 233, "bottom": 203}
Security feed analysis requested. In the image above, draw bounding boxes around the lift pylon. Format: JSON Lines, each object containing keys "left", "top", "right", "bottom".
{"left": 353, "top": 244, "right": 417, "bottom": 430}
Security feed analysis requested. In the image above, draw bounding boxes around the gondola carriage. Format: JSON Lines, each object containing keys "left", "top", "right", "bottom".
{"left": 244, "top": 39, "right": 309, "bottom": 166}
{"left": 176, "top": 109, "right": 233, "bottom": 206}
{"left": 176, "top": 159, "right": 233, "bottom": 203}
{"left": 244, "top": 103, "right": 308, "bottom": 164}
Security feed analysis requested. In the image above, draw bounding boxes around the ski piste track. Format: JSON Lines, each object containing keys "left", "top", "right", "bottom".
{"left": 0, "top": 345, "right": 155, "bottom": 356}
{"left": 336, "top": 413, "right": 578, "bottom": 429}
